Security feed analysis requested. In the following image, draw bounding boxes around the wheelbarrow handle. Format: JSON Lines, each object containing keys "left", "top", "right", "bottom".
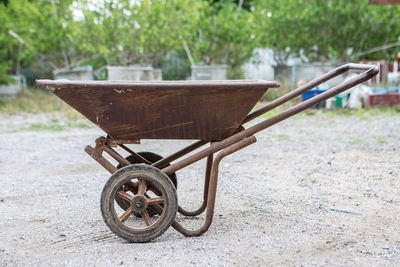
{"left": 243, "top": 63, "right": 379, "bottom": 123}
{"left": 158, "top": 64, "right": 378, "bottom": 184}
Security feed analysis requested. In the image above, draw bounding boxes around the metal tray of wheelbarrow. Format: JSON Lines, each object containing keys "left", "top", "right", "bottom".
{"left": 36, "top": 80, "right": 280, "bottom": 141}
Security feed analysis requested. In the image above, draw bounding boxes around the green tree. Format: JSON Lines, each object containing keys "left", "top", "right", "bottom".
{"left": 187, "top": 0, "right": 258, "bottom": 78}
{"left": 0, "top": 0, "right": 78, "bottom": 84}
{"left": 255, "top": 0, "right": 400, "bottom": 63}
{"left": 0, "top": 3, "right": 13, "bottom": 84}
{"left": 78, "top": 0, "right": 202, "bottom": 68}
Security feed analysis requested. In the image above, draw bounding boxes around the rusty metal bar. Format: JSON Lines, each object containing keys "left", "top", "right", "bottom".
{"left": 162, "top": 64, "right": 378, "bottom": 176}
{"left": 153, "top": 140, "right": 208, "bottom": 169}
{"left": 85, "top": 136, "right": 133, "bottom": 173}
{"left": 85, "top": 145, "right": 117, "bottom": 174}
{"left": 172, "top": 136, "right": 257, "bottom": 236}
{"left": 178, "top": 154, "right": 213, "bottom": 216}
{"left": 103, "top": 145, "right": 131, "bottom": 167}
{"left": 118, "top": 144, "right": 151, "bottom": 164}
{"left": 243, "top": 63, "right": 377, "bottom": 123}
{"left": 85, "top": 138, "right": 207, "bottom": 176}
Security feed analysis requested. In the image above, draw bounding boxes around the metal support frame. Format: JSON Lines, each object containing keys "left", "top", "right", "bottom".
{"left": 172, "top": 136, "right": 256, "bottom": 236}
{"left": 85, "top": 135, "right": 256, "bottom": 236}
{"left": 85, "top": 63, "right": 378, "bottom": 237}
{"left": 178, "top": 154, "right": 213, "bottom": 217}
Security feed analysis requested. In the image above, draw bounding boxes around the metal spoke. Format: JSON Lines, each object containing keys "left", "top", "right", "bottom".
{"left": 124, "top": 181, "right": 138, "bottom": 193}
{"left": 141, "top": 210, "right": 152, "bottom": 226}
{"left": 149, "top": 203, "right": 163, "bottom": 216}
{"left": 147, "top": 184, "right": 162, "bottom": 196}
{"left": 137, "top": 179, "right": 146, "bottom": 196}
{"left": 116, "top": 190, "right": 133, "bottom": 202}
{"left": 119, "top": 207, "right": 133, "bottom": 222}
{"left": 147, "top": 197, "right": 164, "bottom": 205}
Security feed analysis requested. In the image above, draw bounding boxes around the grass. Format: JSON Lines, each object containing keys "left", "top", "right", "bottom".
{"left": 376, "top": 138, "right": 388, "bottom": 144}
{"left": 1, "top": 88, "right": 400, "bottom": 131}
{"left": 257, "top": 82, "right": 400, "bottom": 120}
{"left": 274, "top": 134, "right": 290, "bottom": 141}
{"left": 320, "top": 106, "right": 400, "bottom": 118}
{"left": 372, "top": 135, "right": 388, "bottom": 144}
{"left": 350, "top": 138, "right": 367, "bottom": 145}
{"left": 257, "top": 103, "right": 400, "bottom": 121}
{"left": 25, "top": 123, "right": 65, "bottom": 132}
{"left": 7, "top": 121, "right": 91, "bottom": 133}
{"left": 0, "top": 88, "right": 82, "bottom": 120}
{"left": 260, "top": 84, "right": 296, "bottom": 102}
{"left": 0, "top": 89, "right": 92, "bottom": 132}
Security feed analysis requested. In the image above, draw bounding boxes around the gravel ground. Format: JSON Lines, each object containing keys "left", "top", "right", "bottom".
{"left": 0, "top": 112, "right": 399, "bottom": 266}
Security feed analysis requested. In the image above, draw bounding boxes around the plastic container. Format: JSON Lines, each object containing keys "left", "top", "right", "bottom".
{"left": 368, "top": 92, "right": 400, "bottom": 107}
{"left": 336, "top": 93, "right": 349, "bottom": 108}
{"left": 302, "top": 89, "right": 327, "bottom": 108}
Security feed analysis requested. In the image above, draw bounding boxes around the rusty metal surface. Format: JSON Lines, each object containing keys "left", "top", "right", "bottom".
{"left": 36, "top": 80, "right": 279, "bottom": 141}
{"left": 82, "top": 63, "right": 378, "bottom": 240}
{"left": 178, "top": 154, "right": 213, "bottom": 216}
{"left": 152, "top": 140, "right": 207, "bottom": 169}
{"left": 85, "top": 138, "right": 117, "bottom": 174}
{"left": 118, "top": 144, "right": 152, "bottom": 165}
{"left": 163, "top": 64, "right": 378, "bottom": 176}
{"left": 172, "top": 136, "right": 257, "bottom": 236}
{"left": 244, "top": 63, "right": 377, "bottom": 123}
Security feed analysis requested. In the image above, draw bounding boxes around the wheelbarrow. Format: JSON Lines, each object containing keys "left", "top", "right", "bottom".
{"left": 36, "top": 63, "right": 378, "bottom": 243}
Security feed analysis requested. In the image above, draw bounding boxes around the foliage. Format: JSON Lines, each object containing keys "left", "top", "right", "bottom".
{"left": 160, "top": 51, "right": 191, "bottom": 80}
{"left": 0, "top": 0, "right": 79, "bottom": 84}
{"left": 78, "top": 0, "right": 203, "bottom": 67}
{"left": 0, "top": 0, "right": 400, "bottom": 82}
{"left": 135, "top": 0, "right": 203, "bottom": 67}
{"left": 0, "top": 88, "right": 80, "bottom": 119}
{"left": 255, "top": 0, "right": 400, "bottom": 63}
{"left": 0, "top": 2, "right": 17, "bottom": 84}
{"left": 188, "top": 0, "right": 258, "bottom": 69}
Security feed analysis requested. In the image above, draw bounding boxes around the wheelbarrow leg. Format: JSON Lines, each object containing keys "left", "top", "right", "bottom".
{"left": 85, "top": 137, "right": 118, "bottom": 174}
{"left": 178, "top": 154, "right": 213, "bottom": 217}
{"left": 171, "top": 136, "right": 256, "bottom": 237}
{"left": 85, "top": 136, "right": 133, "bottom": 174}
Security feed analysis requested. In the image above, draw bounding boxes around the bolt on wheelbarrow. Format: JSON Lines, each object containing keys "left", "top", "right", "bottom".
{"left": 36, "top": 63, "right": 378, "bottom": 243}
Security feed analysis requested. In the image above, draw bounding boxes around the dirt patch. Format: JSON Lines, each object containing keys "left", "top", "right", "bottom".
{"left": 0, "top": 113, "right": 399, "bottom": 265}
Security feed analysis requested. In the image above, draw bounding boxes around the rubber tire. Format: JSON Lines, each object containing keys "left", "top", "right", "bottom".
{"left": 116, "top": 152, "right": 177, "bottom": 188}
{"left": 116, "top": 152, "right": 177, "bottom": 212}
{"left": 101, "top": 164, "right": 178, "bottom": 243}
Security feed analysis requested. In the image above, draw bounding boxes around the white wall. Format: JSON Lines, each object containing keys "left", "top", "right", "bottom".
{"left": 242, "top": 48, "right": 275, "bottom": 80}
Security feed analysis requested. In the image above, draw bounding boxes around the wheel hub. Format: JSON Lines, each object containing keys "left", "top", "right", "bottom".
{"left": 131, "top": 195, "right": 148, "bottom": 213}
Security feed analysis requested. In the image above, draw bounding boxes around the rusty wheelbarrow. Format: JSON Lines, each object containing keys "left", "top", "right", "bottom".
{"left": 36, "top": 63, "right": 378, "bottom": 243}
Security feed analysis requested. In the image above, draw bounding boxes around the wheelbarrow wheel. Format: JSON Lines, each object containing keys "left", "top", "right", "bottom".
{"left": 116, "top": 152, "right": 177, "bottom": 187}
{"left": 116, "top": 152, "right": 177, "bottom": 213}
{"left": 101, "top": 164, "right": 178, "bottom": 243}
